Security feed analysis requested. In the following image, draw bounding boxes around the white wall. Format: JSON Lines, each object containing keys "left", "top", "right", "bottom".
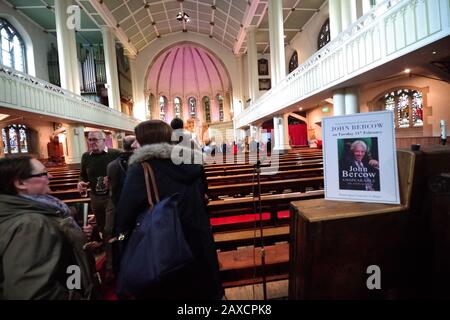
{"left": 0, "top": 0, "right": 53, "bottom": 81}
{"left": 306, "top": 104, "right": 333, "bottom": 141}
{"left": 287, "top": 4, "right": 330, "bottom": 66}
{"left": 132, "top": 33, "right": 240, "bottom": 121}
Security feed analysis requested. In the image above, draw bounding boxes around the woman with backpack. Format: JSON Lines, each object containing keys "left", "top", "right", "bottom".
{"left": 114, "top": 120, "right": 223, "bottom": 300}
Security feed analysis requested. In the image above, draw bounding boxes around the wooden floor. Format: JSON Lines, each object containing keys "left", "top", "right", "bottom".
{"left": 224, "top": 279, "right": 288, "bottom": 300}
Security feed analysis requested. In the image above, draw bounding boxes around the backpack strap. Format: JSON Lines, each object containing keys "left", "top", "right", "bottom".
{"left": 141, "top": 162, "right": 160, "bottom": 206}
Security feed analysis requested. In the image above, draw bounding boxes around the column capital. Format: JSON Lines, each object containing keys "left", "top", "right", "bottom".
{"left": 246, "top": 25, "right": 258, "bottom": 33}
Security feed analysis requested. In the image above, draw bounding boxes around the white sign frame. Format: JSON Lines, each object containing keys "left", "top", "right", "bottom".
{"left": 322, "top": 111, "right": 400, "bottom": 204}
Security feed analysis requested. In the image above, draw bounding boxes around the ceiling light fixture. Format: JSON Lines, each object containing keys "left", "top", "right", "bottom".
{"left": 404, "top": 68, "right": 411, "bottom": 73}
{"left": 176, "top": 12, "right": 190, "bottom": 23}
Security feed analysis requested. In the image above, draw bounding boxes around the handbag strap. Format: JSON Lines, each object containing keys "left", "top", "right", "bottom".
{"left": 141, "top": 162, "right": 160, "bottom": 206}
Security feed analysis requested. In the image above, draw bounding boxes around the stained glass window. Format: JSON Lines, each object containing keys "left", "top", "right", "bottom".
{"left": 1, "top": 128, "right": 7, "bottom": 154}
{"left": 2, "top": 124, "right": 29, "bottom": 154}
{"left": 188, "top": 97, "right": 196, "bottom": 119}
{"left": 159, "top": 96, "right": 167, "bottom": 121}
{"left": 8, "top": 126, "right": 18, "bottom": 153}
{"left": 0, "top": 18, "right": 26, "bottom": 72}
{"left": 381, "top": 89, "right": 424, "bottom": 128}
{"left": 412, "top": 91, "right": 423, "bottom": 127}
{"left": 318, "top": 19, "right": 330, "bottom": 50}
{"left": 19, "top": 126, "right": 28, "bottom": 153}
{"left": 289, "top": 51, "right": 298, "bottom": 73}
{"left": 218, "top": 95, "right": 224, "bottom": 122}
{"left": 203, "top": 96, "right": 211, "bottom": 123}
{"left": 174, "top": 97, "right": 182, "bottom": 119}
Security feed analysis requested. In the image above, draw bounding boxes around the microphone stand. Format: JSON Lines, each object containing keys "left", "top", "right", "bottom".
{"left": 254, "top": 159, "right": 267, "bottom": 300}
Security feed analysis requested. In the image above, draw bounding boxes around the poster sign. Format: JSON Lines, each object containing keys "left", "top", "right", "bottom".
{"left": 322, "top": 111, "right": 400, "bottom": 204}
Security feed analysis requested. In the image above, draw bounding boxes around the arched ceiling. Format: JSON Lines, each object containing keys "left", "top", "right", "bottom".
{"left": 146, "top": 43, "right": 230, "bottom": 98}
{"left": 3, "top": 0, "right": 326, "bottom": 56}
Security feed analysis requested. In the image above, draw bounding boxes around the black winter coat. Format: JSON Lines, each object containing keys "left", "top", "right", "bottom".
{"left": 115, "top": 143, "right": 223, "bottom": 300}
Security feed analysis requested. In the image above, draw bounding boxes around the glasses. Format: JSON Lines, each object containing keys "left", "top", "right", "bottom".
{"left": 27, "top": 172, "right": 49, "bottom": 178}
{"left": 88, "top": 138, "right": 104, "bottom": 142}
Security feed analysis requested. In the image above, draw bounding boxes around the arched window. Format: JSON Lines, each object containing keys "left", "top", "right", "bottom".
{"left": 159, "top": 96, "right": 168, "bottom": 121}
{"left": 380, "top": 89, "right": 424, "bottom": 128}
{"left": 203, "top": 96, "right": 211, "bottom": 123}
{"left": 217, "top": 95, "right": 224, "bottom": 122}
{"left": 289, "top": 51, "right": 298, "bottom": 73}
{"left": 147, "top": 93, "right": 154, "bottom": 119}
{"left": 188, "top": 97, "right": 197, "bottom": 119}
{"left": 0, "top": 18, "right": 26, "bottom": 72}
{"left": 317, "top": 19, "right": 330, "bottom": 50}
{"left": 2, "top": 124, "right": 29, "bottom": 154}
{"left": 174, "top": 97, "right": 182, "bottom": 119}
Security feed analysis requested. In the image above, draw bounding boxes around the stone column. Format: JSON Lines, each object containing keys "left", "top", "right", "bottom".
{"left": 362, "top": 0, "right": 371, "bottom": 15}
{"left": 223, "top": 92, "right": 232, "bottom": 121}
{"left": 345, "top": 86, "right": 360, "bottom": 114}
{"left": 268, "top": 0, "right": 286, "bottom": 85}
{"left": 333, "top": 89, "right": 346, "bottom": 116}
{"left": 246, "top": 27, "right": 259, "bottom": 104}
{"left": 273, "top": 115, "right": 291, "bottom": 153}
{"left": 329, "top": 0, "right": 342, "bottom": 40}
{"left": 54, "top": 0, "right": 80, "bottom": 94}
{"left": 341, "top": 0, "right": 357, "bottom": 31}
{"left": 65, "top": 123, "right": 86, "bottom": 168}
{"left": 102, "top": 26, "right": 121, "bottom": 111}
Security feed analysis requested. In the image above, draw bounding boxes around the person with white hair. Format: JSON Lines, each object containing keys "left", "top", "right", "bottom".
{"left": 77, "top": 131, "right": 120, "bottom": 237}
{"left": 339, "top": 140, "right": 380, "bottom": 191}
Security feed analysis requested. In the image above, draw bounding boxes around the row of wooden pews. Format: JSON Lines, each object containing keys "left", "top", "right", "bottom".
{"left": 46, "top": 148, "right": 325, "bottom": 290}
{"left": 47, "top": 166, "right": 90, "bottom": 206}
{"left": 205, "top": 147, "right": 325, "bottom": 287}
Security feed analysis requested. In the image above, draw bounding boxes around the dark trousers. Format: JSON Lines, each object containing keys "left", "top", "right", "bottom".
{"left": 90, "top": 194, "right": 109, "bottom": 235}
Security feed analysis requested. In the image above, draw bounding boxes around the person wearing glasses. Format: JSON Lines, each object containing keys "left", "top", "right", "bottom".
{"left": 0, "top": 156, "right": 97, "bottom": 299}
{"left": 77, "top": 131, "right": 120, "bottom": 238}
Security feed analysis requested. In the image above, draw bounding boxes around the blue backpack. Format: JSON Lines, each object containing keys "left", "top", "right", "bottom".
{"left": 116, "top": 162, "right": 193, "bottom": 297}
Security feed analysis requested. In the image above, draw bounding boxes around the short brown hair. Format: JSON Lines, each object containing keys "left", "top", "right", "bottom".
{"left": 0, "top": 155, "right": 34, "bottom": 195}
{"left": 134, "top": 120, "right": 172, "bottom": 146}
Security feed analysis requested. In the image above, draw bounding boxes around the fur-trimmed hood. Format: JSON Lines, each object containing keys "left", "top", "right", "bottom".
{"left": 129, "top": 143, "right": 203, "bottom": 165}
{"left": 128, "top": 143, "right": 205, "bottom": 184}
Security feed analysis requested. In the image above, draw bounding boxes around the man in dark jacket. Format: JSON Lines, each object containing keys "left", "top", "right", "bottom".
{"left": 105, "top": 135, "right": 136, "bottom": 274}
{"left": 77, "top": 131, "right": 120, "bottom": 236}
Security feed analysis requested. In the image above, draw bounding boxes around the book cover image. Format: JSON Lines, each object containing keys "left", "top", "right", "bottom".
{"left": 322, "top": 111, "right": 400, "bottom": 204}
{"left": 338, "top": 138, "right": 380, "bottom": 191}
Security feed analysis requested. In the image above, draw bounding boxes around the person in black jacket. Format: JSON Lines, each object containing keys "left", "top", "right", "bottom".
{"left": 115, "top": 120, "right": 223, "bottom": 300}
{"left": 105, "top": 135, "right": 136, "bottom": 275}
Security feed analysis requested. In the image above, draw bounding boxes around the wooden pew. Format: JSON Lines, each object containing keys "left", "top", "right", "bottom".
{"left": 204, "top": 156, "right": 323, "bottom": 172}
{"left": 207, "top": 167, "right": 323, "bottom": 186}
{"left": 50, "top": 182, "right": 79, "bottom": 190}
{"left": 209, "top": 190, "right": 324, "bottom": 249}
{"left": 206, "top": 160, "right": 323, "bottom": 177}
{"left": 207, "top": 176, "right": 324, "bottom": 200}
{"left": 218, "top": 243, "right": 289, "bottom": 288}
{"left": 50, "top": 177, "right": 79, "bottom": 184}
{"left": 50, "top": 189, "right": 88, "bottom": 200}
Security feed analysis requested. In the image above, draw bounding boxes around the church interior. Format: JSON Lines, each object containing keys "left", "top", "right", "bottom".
{"left": 1, "top": 0, "right": 450, "bottom": 300}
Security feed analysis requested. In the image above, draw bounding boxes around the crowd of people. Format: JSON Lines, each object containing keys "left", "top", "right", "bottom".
{"left": 0, "top": 118, "right": 232, "bottom": 300}
{"left": 0, "top": 117, "right": 279, "bottom": 300}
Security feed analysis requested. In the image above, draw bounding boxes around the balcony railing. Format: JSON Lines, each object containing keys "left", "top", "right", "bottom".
{"left": 0, "top": 64, "right": 139, "bottom": 132}
{"left": 235, "top": 0, "right": 450, "bottom": 128}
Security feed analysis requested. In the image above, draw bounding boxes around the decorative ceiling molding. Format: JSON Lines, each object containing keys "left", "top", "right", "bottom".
{"left": 88, "top": 0, "right": 138, "bottom": 56}
{"left": 233, "top": 0, "right": 262, "bottom": 55}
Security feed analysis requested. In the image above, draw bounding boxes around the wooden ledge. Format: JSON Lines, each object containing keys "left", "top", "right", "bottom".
{"left": 291, "top": 198, "right": 406, "bottom": 223}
